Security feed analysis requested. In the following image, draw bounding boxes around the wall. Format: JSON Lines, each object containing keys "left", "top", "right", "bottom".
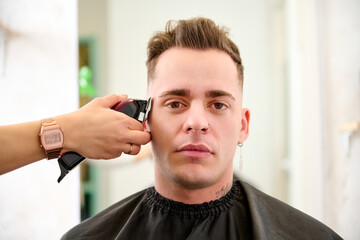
{"left": 78, "top": 0, "right": 110, "bottom": 214}
{"left": 285, "top": 0, "right": 326, "bottom": 221}
{"left": 78, "top": 0, "right": 108, "bottom": 97}
{"left": 321, "top": 0, "right": 360, "bottom": 238}
{"left": 0, "top": 1, "right": 80, "bottom": 239}
{"left": 286, "top": 0, "right": 360, "bottom": 238}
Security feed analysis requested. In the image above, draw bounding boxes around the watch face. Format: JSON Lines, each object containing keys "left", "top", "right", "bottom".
{"left": 41, "top": 129, "right": 63, "bottom": 149}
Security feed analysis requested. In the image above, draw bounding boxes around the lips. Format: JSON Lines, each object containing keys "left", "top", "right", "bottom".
{"left": 176, "top": 144, "right": 213, "bottom": 159}
{"left": 178, "top": 144, "right": 211, "bottom": 152}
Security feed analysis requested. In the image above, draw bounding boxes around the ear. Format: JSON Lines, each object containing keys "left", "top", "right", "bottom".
{"left": 238, "top": 108, "right": 250, "bottom": 144}
{"left": 143, "top": 120, "right": 151, "bottom": 133}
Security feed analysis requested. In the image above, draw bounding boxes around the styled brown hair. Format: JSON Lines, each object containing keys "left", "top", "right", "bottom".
{"left": 146, "top": 17, "right": 244, "bottom": 88}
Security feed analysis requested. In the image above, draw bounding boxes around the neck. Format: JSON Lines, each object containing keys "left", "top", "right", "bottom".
{"left": 154, "top": 174, "right": 233, "bottom": 204}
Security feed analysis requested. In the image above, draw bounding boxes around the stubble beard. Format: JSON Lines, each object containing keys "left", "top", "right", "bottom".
{"left": 169, "top": 166, "right": 218, "bottom": 190}
{"left": 154, "top": 149, "right": 221, "bottom": 191}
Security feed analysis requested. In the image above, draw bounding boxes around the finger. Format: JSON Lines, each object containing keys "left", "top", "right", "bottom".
{"left": 104, "top": 142, "right": 136, "bottom": 159}
{"left": 121, "top": 116, "right": 146, "bottom": 131}
{"left": 125, "top": 143, "right": 133, "bottom": 154}
{"left": 124, "top": 143, "right": 141, "bottom": 155}
{"left": 129, "top": 144, "right": 141, "bottom": 155}
{"left": 125, "top": 131, "right": 151, "bottom": 145}
{"left": 101, "top": 94, "right": 128, "bottom": 108}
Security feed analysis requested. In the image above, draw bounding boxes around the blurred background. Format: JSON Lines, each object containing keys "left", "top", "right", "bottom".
{"left": 0, "top": 0, "right": 359, "bottom": 239}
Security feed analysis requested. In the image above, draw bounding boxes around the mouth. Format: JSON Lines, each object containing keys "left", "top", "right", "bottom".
{"left": 176, "top": 144, "right": 213, "bottom": 159}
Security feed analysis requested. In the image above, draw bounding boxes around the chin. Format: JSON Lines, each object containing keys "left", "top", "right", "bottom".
{"left": 172, "top": 171, "right": 216, "bottom": 190}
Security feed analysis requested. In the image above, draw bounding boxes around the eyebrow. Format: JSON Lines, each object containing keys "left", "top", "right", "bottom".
{"left": 206, "top": 90, "right": 235, "bottom": 100}
{"left": 159, "top": 89, "right": 190, "bottom": 98}
{"left": 159, "top": 89, "right": 235, "bottom": 100}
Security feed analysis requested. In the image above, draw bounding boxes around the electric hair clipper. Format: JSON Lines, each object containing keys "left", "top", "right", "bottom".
{"left": 57, "top": 98, "right": 152, "bottom": 183}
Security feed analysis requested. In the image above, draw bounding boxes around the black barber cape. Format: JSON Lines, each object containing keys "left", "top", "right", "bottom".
{"left": 61, "top": 181, "right": 342, "bottom": 240}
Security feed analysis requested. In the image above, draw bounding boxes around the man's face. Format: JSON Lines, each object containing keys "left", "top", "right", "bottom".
{"left": 147, "top": 47, "right": 249, "bottom": 190}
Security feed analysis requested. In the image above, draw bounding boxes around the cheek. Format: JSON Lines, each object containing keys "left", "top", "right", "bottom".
{"left": 216, "top": 116, "right": 241, "bottom": 136}
{"left": 216, "top": 130, "right": 239, "bottom": 166}
{"left": 214, "top": 118, "right": 241, "bottom": 150}
{"left": 149, "top": 114, "right": 174, "bottom": 155}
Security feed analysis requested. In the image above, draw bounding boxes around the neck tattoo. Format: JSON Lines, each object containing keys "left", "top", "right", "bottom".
{"left": 215, "top": 183, "right": 231, "bottom": 199}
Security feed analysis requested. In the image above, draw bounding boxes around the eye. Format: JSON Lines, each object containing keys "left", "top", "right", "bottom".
{"left": 213, "top": 103, "right": 225, "bottom": 109}
{"left": 211, "top": 102, "right": 227, "bottom": 110}
{"left": 167, "top": 101, "right": 184, "bottom": 109}
{"left": 170, "top": 102, "right": 180, "bottom": 108}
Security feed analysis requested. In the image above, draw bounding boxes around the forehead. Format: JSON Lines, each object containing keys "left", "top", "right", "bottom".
{"left": 148, "top": 48, "right": 241, "bottom": 98}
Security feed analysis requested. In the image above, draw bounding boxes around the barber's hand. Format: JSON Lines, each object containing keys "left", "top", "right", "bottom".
{"left": 56, "top": 94, "right": 151, "bottom": 159}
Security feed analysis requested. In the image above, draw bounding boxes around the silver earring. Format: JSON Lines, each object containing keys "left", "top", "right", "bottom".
{"left": 238, "top": 142, "right": 243, "bottom": 170}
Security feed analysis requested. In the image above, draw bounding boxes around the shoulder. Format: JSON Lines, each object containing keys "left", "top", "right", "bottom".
{"left": 240, "top": 181, "right": 342, "bottom": 240}
{"left": 61, "top": 188, "right": 150, "bottom": 240}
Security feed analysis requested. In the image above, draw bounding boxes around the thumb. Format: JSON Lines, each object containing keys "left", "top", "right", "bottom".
{"left": 100, "top": 94, "right": 128, "bottom": 108}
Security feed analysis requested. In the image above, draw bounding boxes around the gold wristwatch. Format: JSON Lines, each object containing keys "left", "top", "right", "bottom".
{"left": 39, "top": 118, "right": 64, "bottom": 159}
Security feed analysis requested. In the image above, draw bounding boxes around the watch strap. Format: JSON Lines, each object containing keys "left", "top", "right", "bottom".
{"left": 47, "top": 149, "right": 63, "bottom": 159}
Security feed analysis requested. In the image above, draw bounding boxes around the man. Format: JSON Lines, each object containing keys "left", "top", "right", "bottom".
{"left": 62, "top": 17, "right": 342, "bottom": 239}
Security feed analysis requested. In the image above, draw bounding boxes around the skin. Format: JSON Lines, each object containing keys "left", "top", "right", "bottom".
{"left": 0, "top": 94, "right": 151, "bottom": 175}
{"left": 147, "top": 47, "right": 250, "bottom": 204}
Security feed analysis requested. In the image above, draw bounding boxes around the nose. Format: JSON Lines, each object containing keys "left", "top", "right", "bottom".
{"left": 183, "top": 102, "right": 210, "bottom": 134}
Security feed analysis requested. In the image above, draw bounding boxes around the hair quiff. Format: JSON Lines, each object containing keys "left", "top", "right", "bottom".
{"left": 146, "top": 17, "right": 244, "bottom": 87}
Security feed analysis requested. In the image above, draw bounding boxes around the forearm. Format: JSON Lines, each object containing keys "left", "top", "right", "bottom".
{"left": 0, "top": 94, "right": 151, "bottom": 175}
{"left": 0, "top": 121, "right": 46, "bottom": 174}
